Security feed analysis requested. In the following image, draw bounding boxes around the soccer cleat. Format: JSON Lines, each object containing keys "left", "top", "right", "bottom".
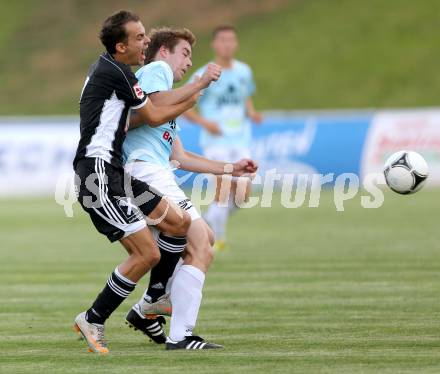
{"left": 125, "top": 307, "right": 167, "bottom": 344}
{"left": 213, "top": 240, "right": 228, "bottom": 252}
{"left": 140, "top": 293, "right": 172, "bottom": 317}
{"left": 73, "top": 312, "right": 109, "bottom": 354}
{"left": 165, "top": 335, "right": 223, "bottom": 350}
{"left": 73, "top": 325, "right": 84, "bottom": 341}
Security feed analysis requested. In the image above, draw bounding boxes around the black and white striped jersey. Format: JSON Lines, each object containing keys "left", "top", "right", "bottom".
{"left": 73, "top": 52, "right": 148, "bottom": 169}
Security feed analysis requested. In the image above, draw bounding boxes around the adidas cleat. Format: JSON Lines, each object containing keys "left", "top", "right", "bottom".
{"left": 166, "top": 335, "right": 223, "bottom": 350}
{"left": 140, "top": 293, "right": 172, "bottom": 317}
{"left": 74, "top": 312, "right": 109, "bottom": 354}
{"left": 125, "top": 307, "right": 167, "bottom": 344}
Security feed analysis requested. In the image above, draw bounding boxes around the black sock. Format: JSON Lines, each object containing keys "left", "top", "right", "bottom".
{"left": 146, "top": 234, "right": 186, "bottom": 302}
{"left": 86, "top": 268, "right": 136, "bottom": 325}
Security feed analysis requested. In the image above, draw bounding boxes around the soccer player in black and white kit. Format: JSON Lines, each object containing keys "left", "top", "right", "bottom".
{"left": 72, "top": 11, "right": 201, "bottom": 354}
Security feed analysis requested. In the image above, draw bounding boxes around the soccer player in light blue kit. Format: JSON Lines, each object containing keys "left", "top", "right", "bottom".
{"left": 185, "top": 25, "right": 262, "bottom": 250}
{"left": 123, "top": 27, "right": 258, "bottom": 350}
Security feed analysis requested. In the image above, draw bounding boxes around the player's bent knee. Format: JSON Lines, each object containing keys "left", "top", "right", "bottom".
{"left": 134, "top": 248, "right": 161, "bottom": 269}
{"left": 126, "top": 234, "right": 161, "bottom": 269}
{"left": 205, "top": 244, "right": 215, "bottom": 266}
{"left": 197, "top": 240, "right": 214, "bottom": 267}
{"left": 206, "top": 226, "right": 215, "bottom": 246}
{"left": 148, "top": 249, "right": 161, "bottom": 267}
{"left": 144, "top": 241, "right": 161, "bottom": 267}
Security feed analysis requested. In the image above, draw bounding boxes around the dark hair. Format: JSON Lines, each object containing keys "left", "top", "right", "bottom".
{"left": 212, "top": 25, "right": 237, "bottom": 39}
{"left": 99, "top": 10, "right": 140, "bottom": 54}
{"left": 144, "top": 27, "right": 196, "bottom": 64}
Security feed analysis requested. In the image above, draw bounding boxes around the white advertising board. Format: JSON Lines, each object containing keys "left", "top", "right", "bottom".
{"left": 361, "top": 110, "right": 440, "bottom": 186}
{"left": 0, "top": 118, "right": 79, "bottom": 196}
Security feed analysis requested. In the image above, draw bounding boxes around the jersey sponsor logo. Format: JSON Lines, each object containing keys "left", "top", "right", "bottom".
{"left": 162, "top": 130, "right": 174, "bottom": 146}
{"left": 133, "top": 83, "right": 145, "bottom": 99}
{"left": 162, "top": 120, "right": 176, "bottom": 146}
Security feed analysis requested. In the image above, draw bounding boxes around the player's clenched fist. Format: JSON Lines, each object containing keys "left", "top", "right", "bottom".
{"left": 231, "top": 158, "right": 258, "bottom": 177}
{"left": 199, "top": 63, "right": 222, "bottom": 88}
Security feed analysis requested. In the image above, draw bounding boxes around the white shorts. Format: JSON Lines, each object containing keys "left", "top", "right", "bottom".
{"left": 125, "top": 161, "right": 201, "bottom": 221}
{"left": 203, "top": 146, "right": 251, "bottom": 163}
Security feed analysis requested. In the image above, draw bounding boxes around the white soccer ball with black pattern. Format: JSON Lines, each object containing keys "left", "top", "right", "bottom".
{"left": 383, "top": 151, "right": 429, "bottom": 194}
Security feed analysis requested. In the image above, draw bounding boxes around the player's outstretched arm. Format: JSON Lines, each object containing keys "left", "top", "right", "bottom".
{"left": 129, "top": 63, "right": 222, "bottom": 129}
{"left": 171, "top": 137, "right": 258, "bottom": 176}
{"left": 171, "top": 137, "right": 225, "bottom": 173}
{"left": 148, "top": 82, "right": 203, "bottom": 106}
{"left": 136, "top": 94, "right": 198, "bottom": 127}
{"left": 149, "top": 63, "right": 221, "bottom": 106}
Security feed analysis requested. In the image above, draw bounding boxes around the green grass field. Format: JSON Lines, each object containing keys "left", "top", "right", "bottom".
{"left": 1, "top": 190, "right": 440, "bottom": 373}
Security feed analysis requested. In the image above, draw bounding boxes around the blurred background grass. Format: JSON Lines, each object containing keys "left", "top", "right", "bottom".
{"left": 1, "top": 0, "right": 439, "bottom": 115}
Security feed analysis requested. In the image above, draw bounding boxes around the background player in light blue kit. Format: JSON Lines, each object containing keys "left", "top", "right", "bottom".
{"left": 185, "top": 25, "right": 262, "bottom": 250}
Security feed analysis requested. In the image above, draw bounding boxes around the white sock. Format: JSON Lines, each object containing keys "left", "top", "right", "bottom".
{"left": 169, "top": 265, "right": 205, "bottom": 342}
{"left": 204, "top": 202, "right": 229, "bottom": 241}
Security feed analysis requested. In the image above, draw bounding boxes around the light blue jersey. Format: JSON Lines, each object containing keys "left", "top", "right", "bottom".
{"left": 123, "top": 61, "right": 178, "bottom": 167}
{"left": 191, "top": 60, "right": 256, "bottom": 148}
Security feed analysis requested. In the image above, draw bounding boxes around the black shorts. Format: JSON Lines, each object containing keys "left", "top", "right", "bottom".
{"left": 74, "top": 157, "right": 162, "bottom": 242}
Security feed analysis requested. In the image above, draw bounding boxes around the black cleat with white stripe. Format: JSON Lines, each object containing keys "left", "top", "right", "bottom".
{"left": 125, "top": 308, "right": 167, "bottom": 344}
{"left": 166, "top": 335, "right": 223, "bottom": 350}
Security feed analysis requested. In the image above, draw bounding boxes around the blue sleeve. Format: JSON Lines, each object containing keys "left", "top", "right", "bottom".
{"left": 136, "top": 64, "right": 170, "bottom": 94}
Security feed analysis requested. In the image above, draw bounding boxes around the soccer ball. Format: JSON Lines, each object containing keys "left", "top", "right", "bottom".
{"left": 383, "top": 151, "right": 429, "bottom": 194}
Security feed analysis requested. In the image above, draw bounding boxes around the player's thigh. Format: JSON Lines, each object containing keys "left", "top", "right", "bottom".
{"left": 186, "top": 218, "right": 213, "bottom": 256}
{"left": 155, "top": 180, "right": 201, "bottom": 233}
{"left": 130, "top": 173, "right": 188, "bottom": 235}
{"left": 75, "top": 158, "right": 148, "bottom": 243}
{"left": 134, "top": 164, "right": 196, "bottom": 235}
{"left": 148, "top": 197, "right": 190, "bottom": 235}
{"left": 129, "top": 174, "right": 163, "bottom": 217}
